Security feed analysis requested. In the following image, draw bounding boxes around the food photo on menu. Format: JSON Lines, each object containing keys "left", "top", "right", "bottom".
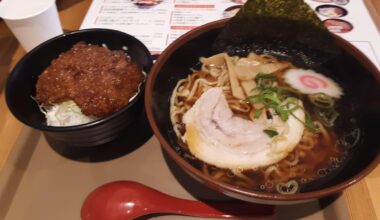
{"left": 133, "top": 0, "right": 162, "bottom": 6}
{"left": 316, "top": 4, "right": 348, "bottom": 18}
{"left": 323, "top": 18, "right": 353, "bottom": 33}
{"left": 332, "top": 0, "right": 349, "bottom": 5}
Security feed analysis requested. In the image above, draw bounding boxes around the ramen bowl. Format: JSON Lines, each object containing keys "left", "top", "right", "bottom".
{"left": 145, "top": 19, "right": 380, "bottom": 204}
{"left": 6, "top": 29, "right": 153, "bottom": 147}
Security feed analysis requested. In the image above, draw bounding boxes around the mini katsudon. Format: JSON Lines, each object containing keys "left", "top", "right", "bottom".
{"left": 35, "top": 42, "right": 144, "bottom": 126}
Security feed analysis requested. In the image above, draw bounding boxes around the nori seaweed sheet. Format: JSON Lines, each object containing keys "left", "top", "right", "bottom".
{"left": 213, "top": 0, "right": 341, "bottom": 68}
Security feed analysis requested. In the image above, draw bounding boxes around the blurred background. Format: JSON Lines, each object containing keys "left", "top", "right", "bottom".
{"left": 0, "top": 0, "right": 379, "bottom": 92}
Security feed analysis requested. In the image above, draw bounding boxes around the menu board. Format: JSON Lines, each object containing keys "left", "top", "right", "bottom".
{"left": 305, "top": 0, "right": 380, "bottom": 69}
{"left": 81, "top": 0, "right": 380, "bottom": 68}
{"left": 81, "top": 0, "right": 241, "bottom": 54}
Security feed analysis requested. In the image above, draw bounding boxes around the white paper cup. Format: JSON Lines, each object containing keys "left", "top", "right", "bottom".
{"left": 0, "top": 0, "right": 63, "bottom": 52}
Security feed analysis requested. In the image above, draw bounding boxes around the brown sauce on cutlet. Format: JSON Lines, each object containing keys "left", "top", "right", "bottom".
{"left": 35, "top": 42, "right": 143, "bottom": 118}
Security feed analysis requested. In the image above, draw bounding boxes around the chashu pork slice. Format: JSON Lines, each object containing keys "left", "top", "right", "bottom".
{"left": 182, "top": 87, "right": 305, "bottom": 170}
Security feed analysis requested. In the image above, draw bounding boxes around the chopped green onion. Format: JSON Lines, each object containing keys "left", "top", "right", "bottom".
{"left": 304, "top": 112, "right": 317, "bottom": 132}
{"left": 254, "top": 109, "right": 263, "bottom": 119}
{"left": 246, "top": 74, "right": 320, "bottom": 133}
{"left": 276, "top": 107, "right": 290, "bottom": 121}
{"left": 245, "top": 95, "right": 261, "bottom": 104}
{"left": 262, "top": 91, "right": 282, "bottom": 105}
{"left": 257, "top": 78, "right": 275, "bottom": 89}
{"left": 256, "top": 73, "right": 277, "bottom": 89}
{"left": 287, "top": 108, "right": 318, "bottom": 133}
{"left": 256, "top": 73, "right": 277, "bottom": 80}
{"left": 264, "top": 129, "right": 279, "bottom": 138}
{"left": 284, "top": 97, "right": 300, "bottom": 105}
{"left": 308, "top": 93, "right": 335, "bottom": 109}
{"left": 274, "top": 97, "right": 300, "bottom": 121}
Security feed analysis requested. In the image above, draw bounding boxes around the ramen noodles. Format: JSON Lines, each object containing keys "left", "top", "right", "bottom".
{"left": 170, "top": 52, "right": 357, "bottom": 194}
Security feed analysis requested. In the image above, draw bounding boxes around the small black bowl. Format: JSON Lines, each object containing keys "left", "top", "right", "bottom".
{"left": 6, "top": 29, "right": 153, "bottom": 147}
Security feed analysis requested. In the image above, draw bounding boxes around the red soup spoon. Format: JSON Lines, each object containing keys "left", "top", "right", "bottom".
{"left": 81, "top": 181, "right": 274, "bottom": 220}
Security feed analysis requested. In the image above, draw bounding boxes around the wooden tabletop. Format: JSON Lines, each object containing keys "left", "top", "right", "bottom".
{"left": 0, "top": 0, "right": 379, "bottom": 219}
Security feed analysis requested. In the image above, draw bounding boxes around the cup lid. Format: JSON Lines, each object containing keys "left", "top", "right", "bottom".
{"left": 0, "top": 0, "right": 55, "bottom": 20}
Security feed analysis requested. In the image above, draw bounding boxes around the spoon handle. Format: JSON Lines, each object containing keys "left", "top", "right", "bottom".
{"left": 81, "top": 181, "right": 275, "bottom": 219}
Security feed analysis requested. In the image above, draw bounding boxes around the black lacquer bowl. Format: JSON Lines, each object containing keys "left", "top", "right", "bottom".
{"left": 6, "top": 29, "right": 153, "bottom": 147}
{"left": 145, "top": 19, "right": 380, "bottom": 204}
